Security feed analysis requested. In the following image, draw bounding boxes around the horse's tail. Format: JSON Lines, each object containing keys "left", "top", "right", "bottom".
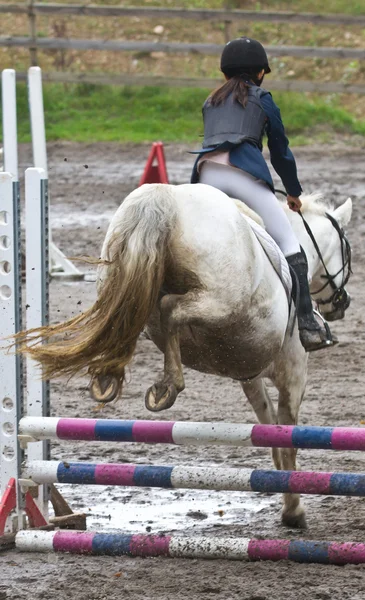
{"left": 14, "top": 184, "right": 177, "bottom": 385}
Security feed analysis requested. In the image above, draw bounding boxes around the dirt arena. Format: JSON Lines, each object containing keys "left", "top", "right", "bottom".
{"left": 2, "top": 140, "right": 365, "bottom": 600}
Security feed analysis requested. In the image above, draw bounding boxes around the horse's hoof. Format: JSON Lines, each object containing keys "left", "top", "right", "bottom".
{"left": 89, "top": 375, "right": 121, "bottom": 403}
{"left": 281, "top": 508, "right": 307, "bottom": 529}
{"left": 145, "top": 383, "right": 178, "bottom": 412}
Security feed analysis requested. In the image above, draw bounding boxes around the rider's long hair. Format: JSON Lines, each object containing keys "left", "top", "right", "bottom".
{"left": 208, "top": 71, "right": 262, "bottom": 108}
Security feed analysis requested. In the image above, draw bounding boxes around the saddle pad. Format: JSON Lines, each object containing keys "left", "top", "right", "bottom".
{"left": 242, "top": 214, "right": 292, "bottom": 301}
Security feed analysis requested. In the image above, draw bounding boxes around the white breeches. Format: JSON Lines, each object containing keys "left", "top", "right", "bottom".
{"left": 199, "top": 162, "right": 301, "bottom": 257}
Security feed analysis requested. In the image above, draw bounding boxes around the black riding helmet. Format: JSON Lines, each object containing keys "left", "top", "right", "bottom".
{"left": 220, "top": 37, "right": 271, "bottom": 77}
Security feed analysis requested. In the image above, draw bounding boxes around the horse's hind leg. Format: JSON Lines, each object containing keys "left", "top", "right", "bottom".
{"left": 145, "top": 293, "right": 185, "bottom": 412}
{"left": 145, "top": 291, "right": 223, "bottom": 412}
{"left": 272, "top": 336, "right": 308, "bottom": 529}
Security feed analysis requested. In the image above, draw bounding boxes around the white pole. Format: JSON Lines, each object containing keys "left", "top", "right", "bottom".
{"left": 27, "top": 67, "right": 83, "bottom": 280}
{"left": 27, "top": 67, "right": 48, "bottom": 178}
{"left": 2, "top": 70, "right": 18, "bottom": 181}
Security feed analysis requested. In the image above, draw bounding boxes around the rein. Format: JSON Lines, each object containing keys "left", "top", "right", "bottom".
{"left": 274, "top": 189, "right": 352, "bottom": 309}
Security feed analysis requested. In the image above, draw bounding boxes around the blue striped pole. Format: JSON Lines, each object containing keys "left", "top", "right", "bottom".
{"left": 21, "top": 460, "right": 365, "bottom": 497}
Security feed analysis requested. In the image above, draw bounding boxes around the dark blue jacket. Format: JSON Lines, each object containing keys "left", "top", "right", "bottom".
{"left": 191, "top": 90, "right": 302, "bottom": 197}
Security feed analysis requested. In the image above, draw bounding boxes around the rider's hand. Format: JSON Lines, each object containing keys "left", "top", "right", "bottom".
{"left": 287, "top": 195, "right": 302, "bottom": 212}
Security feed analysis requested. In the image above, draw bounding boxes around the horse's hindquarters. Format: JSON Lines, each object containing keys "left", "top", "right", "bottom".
{"left": 146, "top": 304, "right": 287, "bottom": 381}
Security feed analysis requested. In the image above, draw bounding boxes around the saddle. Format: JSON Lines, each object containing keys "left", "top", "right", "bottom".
{"left": 234, "top": 200, "right": 292, "bottom": 301}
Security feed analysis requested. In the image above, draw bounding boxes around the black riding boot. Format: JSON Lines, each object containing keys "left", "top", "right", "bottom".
{"left": 286, "top": 250, "right": 338, "bottom": 352}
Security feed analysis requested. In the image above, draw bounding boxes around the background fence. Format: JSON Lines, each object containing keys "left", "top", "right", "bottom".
{"left": 2, "top": 3, "right": 365, "bottom": 93}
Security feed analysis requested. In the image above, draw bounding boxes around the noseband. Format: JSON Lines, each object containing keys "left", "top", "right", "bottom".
{"left": 298, "top": 211, "right": 352, "bottom": 310}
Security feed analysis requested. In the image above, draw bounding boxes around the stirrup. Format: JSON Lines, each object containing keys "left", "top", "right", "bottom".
{"left": 300, "top": 310, "right": 338, "bottom": 353}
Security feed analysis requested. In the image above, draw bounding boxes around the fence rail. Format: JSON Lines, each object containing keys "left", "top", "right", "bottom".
{"left": 14, "top": 71, "right": 365, "bottom": 95}
{"left": 0, "top": 3, "right": 365, "bottom": 26}
{"left": 2, "top": 37, "right": 365, "bottom": 61}
{"left": 1, "top": 3, "right": 365, "bottom": 94}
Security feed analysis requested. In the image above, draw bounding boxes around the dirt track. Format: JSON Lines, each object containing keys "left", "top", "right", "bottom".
{"left": 2, "top": 141, "right": 365, "bottom": 600}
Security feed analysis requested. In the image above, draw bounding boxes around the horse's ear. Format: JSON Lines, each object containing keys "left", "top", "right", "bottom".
{"left": 333, "top": 198, "right": 352, "bottom": 227}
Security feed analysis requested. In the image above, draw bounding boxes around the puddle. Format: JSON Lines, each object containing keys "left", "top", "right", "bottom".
{"left": 53, "top": 484, "right": 277, "bottom": 534}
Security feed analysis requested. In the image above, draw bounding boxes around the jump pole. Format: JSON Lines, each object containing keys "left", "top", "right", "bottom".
{"left": 27, "top": 67, "right": 83, "bottom": 281}
{"left": 18, "top": 416, "right": 365, "bottom": 452}
{"left": 16, "top": 530, "right": 365, "bottom": 565}
{"left": 19, "top": 460, "right": 365, "bottom": 497}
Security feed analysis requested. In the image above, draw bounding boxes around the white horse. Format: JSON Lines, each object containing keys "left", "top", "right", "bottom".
{"left": 16, "top": 183, "right": 352, "bottom": 528}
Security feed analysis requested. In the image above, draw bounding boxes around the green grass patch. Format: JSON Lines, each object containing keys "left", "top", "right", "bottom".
{"left": 108, "top": 0, "right": 365, "bottom": 14}
{"left": 228, "top": 0, "right": 365, "bottom": 14}
{"left": 9, "top": 82, "right": 365, "bottom": 145}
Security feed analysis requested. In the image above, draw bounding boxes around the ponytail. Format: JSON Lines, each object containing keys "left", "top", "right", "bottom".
{"left": 208, "top": 75, "right": 250, "bottom": 108}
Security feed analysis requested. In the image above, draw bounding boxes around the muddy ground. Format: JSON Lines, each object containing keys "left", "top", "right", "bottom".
{"left": 2, "top": 140, "right": 365, "bottom": 600}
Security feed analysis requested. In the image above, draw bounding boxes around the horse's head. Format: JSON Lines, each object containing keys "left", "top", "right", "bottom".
{"left": 301, "top": 197, "right": 353, "bottom": 322}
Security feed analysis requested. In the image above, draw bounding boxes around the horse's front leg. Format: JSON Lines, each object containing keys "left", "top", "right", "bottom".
{"left": 240, "top": 379, "right": 281, "bottom": 471}
{"left": 145, "top": 294, "right": 185, "bottom": 412}
{"left": 272, "top": 333, "right": 308, "bottom": 528}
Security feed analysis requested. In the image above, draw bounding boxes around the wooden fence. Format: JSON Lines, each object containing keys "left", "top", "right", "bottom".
{"left": 3, "top": 37, "right": 365, "bottom": 60}
{"left": 2, "top": 3, "right": 365, "bottom": 94}
{"left": 14, "top": 71, "right": 365, "bottom": 95}
{"left": 2, "top": 4, "right": 365, "bottom": 25}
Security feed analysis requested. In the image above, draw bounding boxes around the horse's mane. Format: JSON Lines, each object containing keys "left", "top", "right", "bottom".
{"left": 283, "top": 192, "right": 333, "bottom": 216}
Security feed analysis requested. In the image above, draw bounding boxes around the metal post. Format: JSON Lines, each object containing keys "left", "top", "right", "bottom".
{"left": 25, "top": 167, "right": 50, "bottom": 519}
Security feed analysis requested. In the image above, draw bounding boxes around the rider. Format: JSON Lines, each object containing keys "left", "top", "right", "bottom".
{"left": 191, "top": 36, "right": 336, "bottom": 353}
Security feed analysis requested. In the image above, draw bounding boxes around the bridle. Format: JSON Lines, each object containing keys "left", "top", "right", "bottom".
{"left": 299, "top": 211, "right": 352, "bottom": 310}
{"left": 275, "top": 190, "right": 352, "bottom": 311}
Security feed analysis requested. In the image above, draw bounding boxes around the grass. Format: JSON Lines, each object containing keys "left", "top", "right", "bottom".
{"left": 220, "top": 0, "right": 365, "bottom": 14}
{"left": 10, "top": 82, "right": 365, "bottom": 145}
{"left": 65, "top": 0, "right": 364, "bottom": 13}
